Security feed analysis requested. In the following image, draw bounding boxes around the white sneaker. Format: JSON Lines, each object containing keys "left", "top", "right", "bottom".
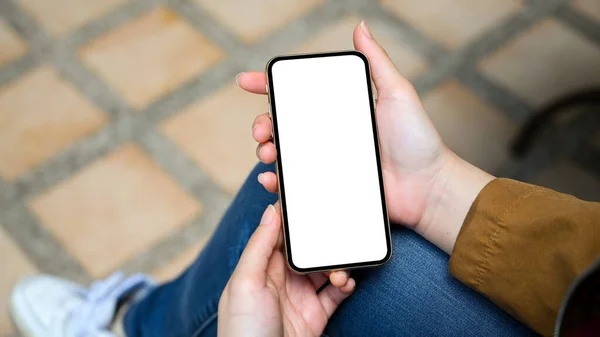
{"left": 10, "top": 272, "right": 154, "bottom": 337}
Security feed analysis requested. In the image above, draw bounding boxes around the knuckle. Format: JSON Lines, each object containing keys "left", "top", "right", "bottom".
{"left": 256, "top": 144, "right": 263, "bottom": 158}
{"left": 325, "top": 289, "right": 341, "bottom": 306}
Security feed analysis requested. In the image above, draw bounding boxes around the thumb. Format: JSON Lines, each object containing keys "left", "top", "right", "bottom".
{"left": 235, "top": 203, "right": 281, "bottom": 278}
{"left": 353, "top": 21, "right": 413, "bottom": 99}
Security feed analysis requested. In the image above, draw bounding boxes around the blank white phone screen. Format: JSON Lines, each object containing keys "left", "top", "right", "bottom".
{"left": 270, "top": 54, "right": 389, "bottom": 270}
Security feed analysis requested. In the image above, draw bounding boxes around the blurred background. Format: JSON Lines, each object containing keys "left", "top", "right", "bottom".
{"left": 1, "top": 0, "right": 599, "bottom": 334}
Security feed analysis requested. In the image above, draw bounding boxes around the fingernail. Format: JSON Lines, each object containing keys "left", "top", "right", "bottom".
{"left": 257, "top": 173, "right": 265, "bottom": 184}
{"left": 235, "top": 72, "right": 244, "bottom": 85}
{"left": 360, "top": 20, "right": 373, "bottom": 39}
{"left": 261, "top": 204, "right": 275, "bottom": 225}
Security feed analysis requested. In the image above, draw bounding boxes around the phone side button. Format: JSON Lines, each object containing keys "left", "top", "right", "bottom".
{"left": 268, "top": 106, "right": 274, "bottom": 139}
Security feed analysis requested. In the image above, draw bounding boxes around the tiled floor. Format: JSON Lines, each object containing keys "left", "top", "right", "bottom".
{"left": 1, "top": 0, "right": 599, "bottom": 335}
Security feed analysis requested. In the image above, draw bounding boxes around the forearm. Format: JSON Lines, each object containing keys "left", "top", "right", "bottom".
{"left": 415, "top": 151, "right": 495, "bottom": 254}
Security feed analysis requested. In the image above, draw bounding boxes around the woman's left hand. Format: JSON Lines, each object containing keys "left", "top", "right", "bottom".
{"left": 218, "top": 203, "right": 356, "bottom": 337}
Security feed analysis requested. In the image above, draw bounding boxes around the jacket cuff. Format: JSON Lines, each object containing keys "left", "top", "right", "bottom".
{"left": 448, "top": 178, "right": 537, "bottom": 315}
{"left": 449, "top": 177, "right": 599, "bottom": 336}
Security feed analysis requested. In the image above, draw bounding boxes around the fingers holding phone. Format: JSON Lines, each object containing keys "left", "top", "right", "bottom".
{"left": 218, "top": 203, "right": 355, "bottom": 337}
{"left": 236, "top": 72, "right": 268, "bottom": 95}
{"left": 252, "top": 112, "right": 274, "bottom": 144}
{"left": 239, "top": 73, "right": 275, "bottom": 160}
{"left": 257, "top": 172, "right": 278, "bottom": 193}
{"left": 252, "top": 112, "right": 276, "bottom": 164}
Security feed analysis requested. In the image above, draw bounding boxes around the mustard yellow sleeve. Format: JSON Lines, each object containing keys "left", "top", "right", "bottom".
{"left": 449, "top": 178, "right": 600, "bottom": 336}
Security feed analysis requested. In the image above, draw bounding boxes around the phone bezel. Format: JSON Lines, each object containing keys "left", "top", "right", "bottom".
{"left": 266, "top": 50, "right": 392, "bottom": 273}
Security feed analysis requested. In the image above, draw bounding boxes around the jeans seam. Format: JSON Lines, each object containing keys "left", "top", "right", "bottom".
{"left": 190, "top": 311, "right": 218, "bottom": 337}
{"left": 188, "top": 295, "right": 220, "bottom": 337}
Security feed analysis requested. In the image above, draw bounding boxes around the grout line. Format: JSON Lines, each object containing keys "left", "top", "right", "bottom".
{"left": 443, "top": 0, "right": 567, "bottom": 122}
{"left": 554, "top": 3, "right": 600, "bottom": 46}
{"left": 46, "top": 0, "right": 168, "bottom": 121}
{"left": 169, "top": 0, "right": 245, "bottom": 55}
{"left": 56, "top": 0, "right": 165, "bottom": 51}
{"left": 147, "top": 0, "right": 348, "bottom": 122}
{"left": 0, "top": 0, "right": 47, "bottom": 87}
{"left": 117, "top": 215, "right": 218, "bottom": 276}
{"left": 411, "top": 57, "right": 462, "bottom": 95}
{"left": 2, "top": 204, "right": 91, "bottom": 284}
{"left": 8, "top": 116, "right": 140, "bottom": 202}
{"left": 52, "top": 52, "right": 133, "bottom": 119}
{"left": 142, "top": 61, "right": 242, "bottom": 123}
{"left": 463, "top": 0, "right": 565, "bottom": 62}
{"left": 360, "top": 3, "right": 448, "bottom": 64}
{"left": 0, "top": 52, "right": 39, "bottom": 88}
{"left": 117, "top": 128, "right": 233, "bottom": 275}
{"left": 354, "top": 0, "right": 567, "bottom": 104}
{"left": 0, "top": 179, "right": 15, "bottom": 214}
{"left": 135, "top": 128, "right": 233, "bottom": 206}
{"left": 329, "top": 0, "right": 364, "bottom": 11}
{"left": 354, "top": 2, "right": 459, "bottom": 96}
{"left": 455, "top": 67, "right": 532, "bottom": 122}
{"left": 0, "top": 0, "right": 51, "bottom": 49}
{"left": 236, "top": 0, "right": 348, "bottom": 70}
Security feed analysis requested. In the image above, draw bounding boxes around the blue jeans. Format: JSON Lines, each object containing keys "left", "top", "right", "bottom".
{"left": 124, "top": 163, "right": 536, "bottom": 337}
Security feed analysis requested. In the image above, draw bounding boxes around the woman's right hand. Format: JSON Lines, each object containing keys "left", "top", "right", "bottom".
{"left": 238, "top": 21, "right": 494, "bottom": 254}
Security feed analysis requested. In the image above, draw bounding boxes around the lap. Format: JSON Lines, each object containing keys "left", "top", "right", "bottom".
{"left": 225, "top": 163, "right": 534, "bottom": 336}
{"left": 325, "top": 229, "right": 536, "bottom": 336}
{"left": 126, "top": 162, "right": 535, "bottom": 337}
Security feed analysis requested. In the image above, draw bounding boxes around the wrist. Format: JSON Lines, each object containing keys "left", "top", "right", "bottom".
{"left": 416, "top": 150, "right": 495, "bottom": 254}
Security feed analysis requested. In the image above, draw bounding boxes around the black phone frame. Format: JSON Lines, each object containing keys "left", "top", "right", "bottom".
{"left": 266, "top": 51, "right": 392, "bottom": 273}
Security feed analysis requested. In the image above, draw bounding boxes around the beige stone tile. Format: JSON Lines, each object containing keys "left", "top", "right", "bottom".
{"left": 573, "top": 0, "right": 600, "bottom": 22}
{"left": 152, "top": 238, "right": 209, "bottom": 282}
{"left": 194, "top": 0, "right": 323, "bottom": 43}
{"left": 162, "top": 81, "right": 263, "bottom": 194}
{"left": 0, "top": 227, "right": 38, "bottom": 335}
{"left": 19, "top": 0, "right": 127, "bottom": 37}
{"left": 480, "top": 19, "right": 600, "bottom": 107}
{"left": 80, "top": 8, "right": 224, "bottom": 109}
{"left": 0, "top": 18, "right": 27, "bottom": 67}
{"left": 423, "top": 81, "right": 517, "bottom": 174}
{"left": 380, "top": 0, "right": 522, "bottom": 49}
{"left": 29, "top": 144, "right": 202, "bottom": 277}
{"left": 0, "top": 66, "right": 107, "bottom": 181}
{"left": 532, "top": 161, "right": 600, "bottom": 202}
{"left": 294, "top": 16, "right": 427, "bottom": 80}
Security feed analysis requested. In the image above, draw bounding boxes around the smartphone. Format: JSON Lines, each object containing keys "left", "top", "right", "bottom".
{"left": 266, "top": 51, "right": 392, "bottom": 273}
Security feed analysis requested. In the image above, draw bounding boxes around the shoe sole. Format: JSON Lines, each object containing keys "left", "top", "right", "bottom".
{"left": 9, "top": 278, "right": 45, "bottom": 337}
